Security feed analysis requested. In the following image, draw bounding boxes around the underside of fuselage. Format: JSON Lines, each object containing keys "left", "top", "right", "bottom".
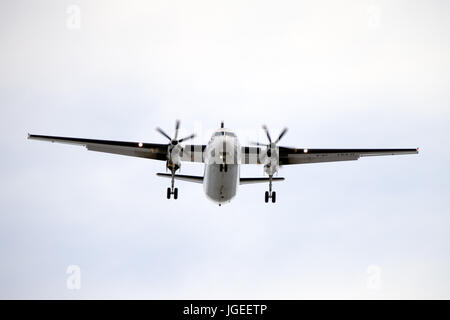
{"left": 202, "top": 128, "right": 241, "bottom": 205}
{"left": 203, "top": 163, "right": 239, "bottom": 205}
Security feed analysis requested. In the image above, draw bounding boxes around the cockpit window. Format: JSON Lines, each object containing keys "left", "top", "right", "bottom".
{"left": 214, "top": 131, "right": 236, "bottom": 137}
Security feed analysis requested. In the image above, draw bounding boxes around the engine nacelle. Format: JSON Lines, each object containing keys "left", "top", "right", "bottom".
{"left": 167, "top": 144, "right": 182, "bottom": 172}
{"left": 263, "top": 145, "right": 279, "bottom": 176}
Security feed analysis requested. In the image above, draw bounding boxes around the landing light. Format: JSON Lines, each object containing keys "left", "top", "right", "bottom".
{"left": 138, "top": 142, "right": 143, "bottom": 147}
{"left": 304, "top": 148, "right": 308, "bottom": 153}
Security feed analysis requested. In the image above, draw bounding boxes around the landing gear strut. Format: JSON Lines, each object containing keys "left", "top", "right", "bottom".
{"left": 166, "top": 169, "right": 179, "bottom": 200}
{"left": 264, "top": 175, "right": 276, "bottom": 203}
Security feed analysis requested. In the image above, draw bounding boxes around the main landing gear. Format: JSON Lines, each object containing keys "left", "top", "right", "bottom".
{"left": 264, "top": 175, "right": 276, "bottom": 203}
{"left": 167, "top": 187, "right": 178, "bottom": 199}
{"left": 166, "top": 170, "right": 179, "bottom": 200}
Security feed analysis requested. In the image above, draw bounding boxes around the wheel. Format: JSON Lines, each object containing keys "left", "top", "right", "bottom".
{"left": 174, "top": 188, "right": 178, "bottom": 200}
{"left": 271, "top": 191, "right": 276, "bottom": 203}
{"left": 224, "top": 164, "right": 228, "bottom": 172}
{"left": 167, "top": 187, "right": 171, "bottom": 199}
{"left": 219, "top": 164, "right": 223, "bottom": 172}
{"left": 265, "top": 191, "right": 269, "bottom": 203}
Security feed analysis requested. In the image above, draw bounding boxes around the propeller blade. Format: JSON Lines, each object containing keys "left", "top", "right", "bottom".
{"left": 174, "top": 119, "right": 180, "bottom": 140}
{"left": 275, "top": 127, "right": 288, "bottom": 143}
{"left": 178, "top": 133, "right": 196, "bottom": 143}
{"left": 262, "top": 125, "right": 272, "bottom": 143}
{"left": 156, "top": 127, "right": 172, "bottom": 141}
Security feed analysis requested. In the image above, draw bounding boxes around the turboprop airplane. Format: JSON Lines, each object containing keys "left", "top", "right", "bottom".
{"left": 28, "top": 121, "right": 419, "bottom": 205}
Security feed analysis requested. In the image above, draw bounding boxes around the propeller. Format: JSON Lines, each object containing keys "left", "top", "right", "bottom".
{"left": 251, "top": 125, "right": 288, "bottom": 157}
{"left": 156, "top": 120, "right": 196, "bottom": 173}
{"left": 156, "top": 120, "right": 196, "bottom": 147}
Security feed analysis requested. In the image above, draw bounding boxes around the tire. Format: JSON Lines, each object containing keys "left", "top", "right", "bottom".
{"left": 174, "top": 188, "right": 178, "bottom": 200}
{"left": 265, "top": 191, "right": 269, "bottom": 203}
{"left": 167, "top": 187, "right": 171, "bottom": 199}
{"left": 272, "top": 191, "right": 276, "bottom": 203}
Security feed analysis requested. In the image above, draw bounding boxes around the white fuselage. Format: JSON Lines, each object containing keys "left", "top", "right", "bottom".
{"left": 203, "top": 129, "right": 241, "bottom": 205}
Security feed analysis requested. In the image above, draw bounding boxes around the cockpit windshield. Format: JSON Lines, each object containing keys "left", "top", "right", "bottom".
{"left": 214, "top": 131, "right": 236, "bottom": 137}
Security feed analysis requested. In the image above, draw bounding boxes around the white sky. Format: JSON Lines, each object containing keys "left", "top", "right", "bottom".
{"left": 0, "top": 0, "right": 449, "bottom": 299}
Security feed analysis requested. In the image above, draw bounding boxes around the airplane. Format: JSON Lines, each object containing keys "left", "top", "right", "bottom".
{"left": 28, "top": 121, "right": 419, "bottom": 206}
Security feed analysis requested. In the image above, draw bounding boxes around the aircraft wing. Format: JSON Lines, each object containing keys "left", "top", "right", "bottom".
{"left": 278, "top": 147, "right": 419, "bottom": 165}
{"left": 28, "top": 134, "right": 170, "bottom": 160}
{"left": 28, "top": 134, "right": 208, "bottom": 163}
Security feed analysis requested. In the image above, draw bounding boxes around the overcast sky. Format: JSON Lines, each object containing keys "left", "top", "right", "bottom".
{"left": 0, "top": 0, "right": 449, "bottom": 299}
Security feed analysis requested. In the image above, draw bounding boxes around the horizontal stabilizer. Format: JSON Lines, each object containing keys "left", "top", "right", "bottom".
{"left": 240, "top": 177, "right": 285, "bottom": 185}
{"left": 156, "top": 173, "right": 203, "bottom": 184}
